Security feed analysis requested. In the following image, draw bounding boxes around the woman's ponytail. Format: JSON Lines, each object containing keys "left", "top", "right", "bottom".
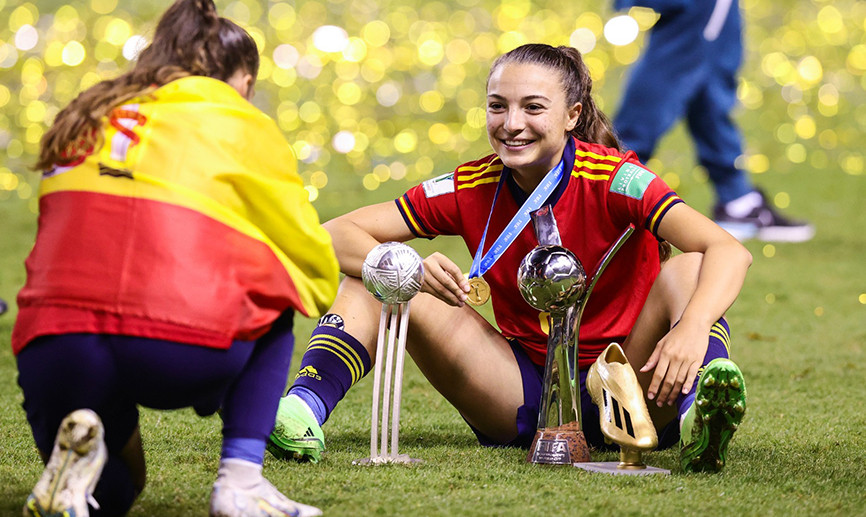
{"left": 36, "top": 0, "right": 258, "bottom": 171}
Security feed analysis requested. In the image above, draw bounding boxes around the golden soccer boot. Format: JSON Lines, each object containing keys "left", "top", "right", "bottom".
{"left": 680, "top": 358, "right": 747, "bottom": 473}
{"left": 586, "top": 343, "right": 657, "bottom": 468}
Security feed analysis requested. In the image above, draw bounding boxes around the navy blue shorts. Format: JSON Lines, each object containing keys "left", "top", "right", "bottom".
{"left": 17, "top": 312, "right": 294, "bottom": 456}
{"left": 469, "top": 340, "right": 678, "bottom": 450}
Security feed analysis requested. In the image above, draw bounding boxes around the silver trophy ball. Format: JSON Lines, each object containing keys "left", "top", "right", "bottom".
{"left": 361, "top": 242, "right": 425, "bottom": 304}
{"left": 517, "top": 245, "right": 587, "bottom": 313}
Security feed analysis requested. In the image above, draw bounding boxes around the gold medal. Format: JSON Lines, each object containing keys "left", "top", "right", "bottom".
{"left": 466, "top": 276, "right": 491, "bottom": 306}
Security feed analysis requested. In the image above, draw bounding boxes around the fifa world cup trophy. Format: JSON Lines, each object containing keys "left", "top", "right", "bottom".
{"left": 518, "top": 206, "right": 636, "bottom": 466}
{"left": 518, "top": 244, "right": 592, "bottom": 464}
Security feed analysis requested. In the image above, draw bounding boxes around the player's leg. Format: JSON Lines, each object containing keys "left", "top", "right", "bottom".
{"left": 620, "top": 253, "right": 747, "bottom": 472}
{"left": 269, "top": 278, "right": 382, "bottom": 462}
{"left": 209, "top": 311, "right": 321, "bottom": 517}
{"left": 270, "top": 276, "right": 527, "bottom": 459}
{"left": 613, "top": 7, "right": 708, "bottom": 163}
{"left": 17, "top": 334, "right": 141, "bottom": 516}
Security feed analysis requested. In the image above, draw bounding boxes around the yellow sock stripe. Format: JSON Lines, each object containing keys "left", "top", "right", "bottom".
{"left": 310, "top": 335, "right": 365, "bottom": 383}
{"left": 712, "top": 320, "right": 731, "bottom": 343}
{"left": 307, "top": 336, "right": 364, "bottom": 385}
{"left": 709, "top": 325, "right": 731, "bottom": 355}
{"left": 306, "top": 346, "right": 358, "bottom": 385}
{"left": 457, "top": 174, "right": 501, "bottom": 190}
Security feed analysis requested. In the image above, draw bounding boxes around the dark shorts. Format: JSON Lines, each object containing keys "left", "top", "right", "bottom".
{"left": 469, "top": 340, "right": 679, "bottom": 451}
{"left": 17, "top": 311, "right": 295, "bottom": 456}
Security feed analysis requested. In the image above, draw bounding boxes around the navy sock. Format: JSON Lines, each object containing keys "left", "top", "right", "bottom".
{"left": 288, "top": 325, "right": 371, "bottom": 425}
{"left": 677, "top": 318, "right": 731, "bottom": 420}
{"left": 291, "top": 386, "right": 328, "bottom": 427}
{"left": 221, "top": 437, "right": 266, "bottom": 464}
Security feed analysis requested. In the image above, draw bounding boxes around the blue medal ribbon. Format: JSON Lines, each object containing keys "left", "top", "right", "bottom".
{"left": 469, "top": 158, "right": 566, "bottom": 279}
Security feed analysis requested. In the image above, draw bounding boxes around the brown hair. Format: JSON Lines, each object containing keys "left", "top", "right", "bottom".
{"left": 489, "top": 44, "right": 674, "bottom": 260}
{"left": 488, "top": 44, "right": 621, "bottom": 151}
{"left": 36, "top": 0, "right": 259, "bottom": 170}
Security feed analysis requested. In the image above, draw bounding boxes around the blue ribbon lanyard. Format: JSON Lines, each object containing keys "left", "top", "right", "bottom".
{"left": 469, "top": 158, "right": 566, "bottom": 279}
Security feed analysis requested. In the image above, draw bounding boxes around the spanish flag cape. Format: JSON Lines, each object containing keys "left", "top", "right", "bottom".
{"left": 12, "top": 76, "right": 339, "bottom": 354}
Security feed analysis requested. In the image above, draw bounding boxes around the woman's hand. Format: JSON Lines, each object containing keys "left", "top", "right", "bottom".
{"left": 640, "top": 320, "right": 709, "bottom": 407}
{"left": 420, "top": 252, "right": 470, "bottom": 306}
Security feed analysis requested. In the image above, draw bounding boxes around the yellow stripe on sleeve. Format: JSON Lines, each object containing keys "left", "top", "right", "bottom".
{"left": 648, "top": 195, "right": 681, "bottom": 233}
{"left": 397, "top": 196, "right": 433, "bottom": 238}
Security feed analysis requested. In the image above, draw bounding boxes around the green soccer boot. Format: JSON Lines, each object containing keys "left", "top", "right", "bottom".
{"left": 268, "top": 395, "right": 325, "bottom": 463}
{"left": 680, "top": 358, "right": 747, "bottom": 473}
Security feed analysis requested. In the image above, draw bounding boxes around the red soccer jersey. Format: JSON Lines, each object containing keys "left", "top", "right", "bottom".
{"left": 395, "top": 137, "right": 683, "bottom": 370}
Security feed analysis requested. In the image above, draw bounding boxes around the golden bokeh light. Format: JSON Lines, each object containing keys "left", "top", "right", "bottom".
{"left": 0, "top": 0, "right": 862, "bottom": 207}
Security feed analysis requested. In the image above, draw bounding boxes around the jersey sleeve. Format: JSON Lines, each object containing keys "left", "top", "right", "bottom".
{"left": 606, "top": 158, "right": 684, "bottom": 239}
{"left": 394, "top": 172, "right": 461, "bottom": 239}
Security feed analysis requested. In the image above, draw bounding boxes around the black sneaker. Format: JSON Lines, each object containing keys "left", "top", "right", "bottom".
{"left": 713, "top": 190, "right": 814, "bottom": 243}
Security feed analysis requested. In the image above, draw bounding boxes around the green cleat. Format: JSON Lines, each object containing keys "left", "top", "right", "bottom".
{"left": 680, "top": 358, "right": 747, "bottom": 473}
{"left": 268, "top": 395, "right": 325, "bottom": 463}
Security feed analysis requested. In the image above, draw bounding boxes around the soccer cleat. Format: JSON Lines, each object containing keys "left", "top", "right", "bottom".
{"left": 267, "top": 396, "right": 325, "bottom": 463}
{"left": 210, "top": 477, "right": 322, "bottom": 517}
{"left": 713, "top": 190, "right": 814, "bottom": 243}
{"left": 24, "top": 409, "right": 107, "bottom": 517}
{"left": 680, "top": 358, "right": 747, "bottom": 473}
{"left": 586, "top": 343, "right": 657, "bottom": 467}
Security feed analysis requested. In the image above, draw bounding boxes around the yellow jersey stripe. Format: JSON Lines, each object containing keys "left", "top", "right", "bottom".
{"left": 456, "top": 164, "right": 503, "bottom": 182}
{"left": 457, "top": 175, "right": 501, "bottom": 190}
{"left": 575, "top": 149, "right": 622, "bottom": 163}
{"left": 456, "top": 160, "right": 500, "bottom": 173}
{"left": 574, "top": 158, "right": 617, "bottom": 172}
{"left": 572, "top": 169, "right": 611, "bottom": 181}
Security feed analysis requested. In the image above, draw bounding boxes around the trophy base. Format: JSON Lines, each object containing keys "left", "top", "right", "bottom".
{"left": 526, "top": 422, "right": 591, "bottom": 465}
{"left": 352, "top": 454, "right": 423, "bottom": 466}
{"left": 574, "top": 462, "right": 670, "bottom": 476}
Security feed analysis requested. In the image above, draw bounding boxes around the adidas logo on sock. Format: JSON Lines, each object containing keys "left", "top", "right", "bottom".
{"left": 295, "top": 366, "right": 322, "bottom": 381}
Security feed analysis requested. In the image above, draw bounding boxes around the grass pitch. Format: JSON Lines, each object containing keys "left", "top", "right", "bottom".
{"left": 1, "top": 1, "right": 865, "bottom": 512}
{"left": 2, "top": 163, "right": 866, "bottom": 515}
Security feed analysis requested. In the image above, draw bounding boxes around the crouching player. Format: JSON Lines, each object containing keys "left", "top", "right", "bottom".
{"left": 13, "top": 1, "right": 338, "bottom": 515}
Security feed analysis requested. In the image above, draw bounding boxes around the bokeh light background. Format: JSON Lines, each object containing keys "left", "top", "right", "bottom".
{"left": 0, "top": 0, "right": 864, "bottom": 216}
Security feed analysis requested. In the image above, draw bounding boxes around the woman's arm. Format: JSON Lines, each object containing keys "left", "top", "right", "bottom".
{"left": 644, "top": 203, "right": 753, "bottom": 405}
{"left": 323, "top": 202, "right": 470, "bottom": 306}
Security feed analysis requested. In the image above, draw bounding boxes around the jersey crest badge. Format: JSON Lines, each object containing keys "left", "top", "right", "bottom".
{"left": 610, "top": 162, "right": 655, "bottom": 200}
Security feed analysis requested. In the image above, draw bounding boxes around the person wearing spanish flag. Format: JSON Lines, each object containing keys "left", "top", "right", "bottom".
{"left": 269, "top": 44, "right": 750, "bottom": 474}
{"left": 13, "top": 1, "right": 336, "bottom": 515}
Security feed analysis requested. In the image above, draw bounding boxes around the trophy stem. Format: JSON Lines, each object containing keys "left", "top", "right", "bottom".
{"left": 618, "top": 448, "right": 647, "bottom": 469}
{"left": 521, "top": 219, "right": 636, "bottom": 467}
